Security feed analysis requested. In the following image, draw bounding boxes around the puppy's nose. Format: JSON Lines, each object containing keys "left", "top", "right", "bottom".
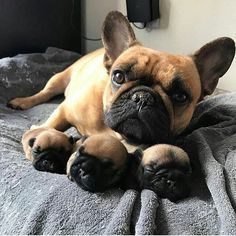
{"left": 131, "top": 91, "right": 155, "bottom": 109}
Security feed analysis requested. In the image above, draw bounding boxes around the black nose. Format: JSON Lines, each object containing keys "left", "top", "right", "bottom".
{"left": 131, "top": 91, "right": 155, "bottom": 110}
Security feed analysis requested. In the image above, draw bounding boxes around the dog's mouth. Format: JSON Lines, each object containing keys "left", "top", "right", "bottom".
{"left": 116, "top": 117, "right": 155, "bottom": 144}
{"left": 117, "top": 118, "right": 142, "bottom": 141}
{"left": 104, "top": 87, "right": 171, "bottom": 144}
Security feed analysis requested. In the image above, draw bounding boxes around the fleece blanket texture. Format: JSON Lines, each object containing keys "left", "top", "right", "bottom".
{"left": 0, "top": 48, "right": 236, "bottom": 235}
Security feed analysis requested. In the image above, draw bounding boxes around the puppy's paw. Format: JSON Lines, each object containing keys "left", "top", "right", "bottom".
{"left": 22, "top": 128, "right": 73, "bottom": 174}
{"left": 7, "top": 97, "right": 33, "bottom": 110}
{"left": 138, "top": 144, "right": 192, "bottom": 202}
{"left": 67, "top": 134, "right": 128, "bottom": 192}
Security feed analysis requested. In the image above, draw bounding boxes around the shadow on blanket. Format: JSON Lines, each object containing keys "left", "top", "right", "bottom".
{"left": 0, "top": 48, "right": 236, "bottom": 234}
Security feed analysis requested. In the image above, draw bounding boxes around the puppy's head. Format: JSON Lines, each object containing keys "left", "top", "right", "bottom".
{"left": 138, "top": 144, "right": 192, "bottom": 202}
{"left": 102, "top": 11, "right": 235, "bottom": 144}
{"left": 67, "top": 134, "right": 128, "bottom": 192}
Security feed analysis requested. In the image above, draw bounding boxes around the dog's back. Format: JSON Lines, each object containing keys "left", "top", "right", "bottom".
{"left": 65, "top": 48, "right": 107, "bottom": 97}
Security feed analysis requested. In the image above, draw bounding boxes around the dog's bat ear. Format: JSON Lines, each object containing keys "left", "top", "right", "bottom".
{"left": 193, "top": 37, "right": 235, "bottom": 96}
{"left": 102, "top": 11, "right": 137, "bottom": 69}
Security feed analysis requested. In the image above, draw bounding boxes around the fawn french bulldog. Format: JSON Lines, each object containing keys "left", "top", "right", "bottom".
{"left": 8, "top": 11, "right": 235, "bottom": 202}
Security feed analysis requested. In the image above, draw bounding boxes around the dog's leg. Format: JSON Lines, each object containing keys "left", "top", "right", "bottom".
{"left": 7, "top": 69, "right": 71, "bottom": 110}
{"left": 22, "top": 127, "right": 74, "bottom": 174}
{"left": 67, "top": 134, "right": 129, "bottom": 192}
{"left": 137, "top": 144, "right": 192, "bottom": 202}
{"left": 39, "top": 102, "right": 71, "bottom": 131}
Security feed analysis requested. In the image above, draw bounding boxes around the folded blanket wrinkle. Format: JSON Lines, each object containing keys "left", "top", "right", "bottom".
{"left": 0, "top": 48, "right": 236, "bottom": 234}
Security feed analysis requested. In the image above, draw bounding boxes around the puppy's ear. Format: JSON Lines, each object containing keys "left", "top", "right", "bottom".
{"left": 133, "top": 148, "right": 143, "bottom": 161}
{"left": 193, "top": 37, "right": 235, "bottom": 96}
{"left": 102, "top": 11, "right": 137, "bottom": 70}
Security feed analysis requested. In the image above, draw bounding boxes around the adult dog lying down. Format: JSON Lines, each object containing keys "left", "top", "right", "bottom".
{"left": 8, "top": 11, "right": 235, "bottom": 202}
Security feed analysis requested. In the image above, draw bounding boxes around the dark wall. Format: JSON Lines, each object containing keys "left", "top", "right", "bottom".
{"left": 0, "top": 0, "right": 81, "bottom": 58}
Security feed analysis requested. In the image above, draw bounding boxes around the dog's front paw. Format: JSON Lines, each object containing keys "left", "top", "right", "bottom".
{"left": 22, "top": 128, "right": 73, "bottom": 174}
{"left": 67, "top": 134, "right": 128, "bottom": 192}
{"left": 138, "top": 144, "right": 192, "bottom": 202}
{"left": 7, "top": 97, "right": 33, "bottom": 110}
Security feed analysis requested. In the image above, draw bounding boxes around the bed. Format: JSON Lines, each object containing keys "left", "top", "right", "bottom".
{"left": 0, "top": 48, "right": 236, "bottom": 234}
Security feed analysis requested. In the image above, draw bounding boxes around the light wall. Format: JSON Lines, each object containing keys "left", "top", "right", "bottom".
{"left": 82, "top": 0, "right": 236, "bottom": 91}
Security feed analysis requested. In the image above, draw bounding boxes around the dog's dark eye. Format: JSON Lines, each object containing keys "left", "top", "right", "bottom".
{"left": 112, "top": 70, "right": 126, "bottom": 85}
{"left": 172, "top": 92, "right": 188, "bottom": 105}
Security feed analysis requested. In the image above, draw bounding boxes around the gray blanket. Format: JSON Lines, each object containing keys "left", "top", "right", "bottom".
{"left": 0, "top": 48, "right": 236, "bottom": 235}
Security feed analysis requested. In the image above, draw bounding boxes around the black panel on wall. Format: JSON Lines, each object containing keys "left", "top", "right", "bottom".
{"left": 0, "top": 0, "right": 81, "bottom": 58}
{"left": 126, "top": 0, "right": 160, "bottom": 23}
